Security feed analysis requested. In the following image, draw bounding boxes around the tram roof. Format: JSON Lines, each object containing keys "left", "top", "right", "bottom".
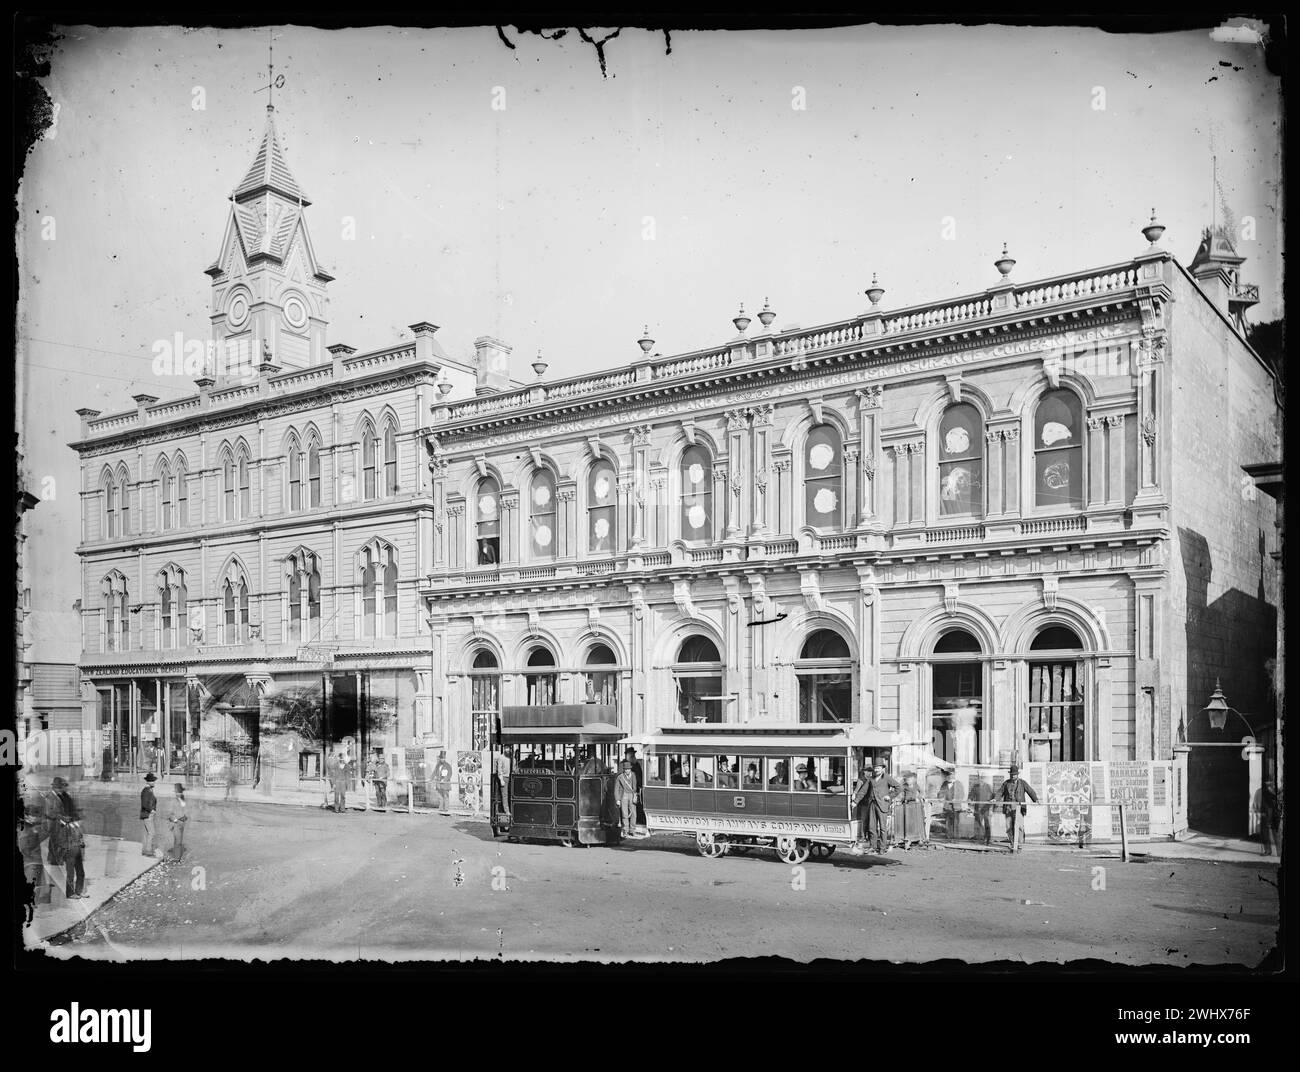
{"left": 622, "top": 724, "right": 913, "bottom": 750}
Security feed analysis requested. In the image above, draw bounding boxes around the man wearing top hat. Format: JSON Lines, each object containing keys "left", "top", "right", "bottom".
{"left": 851, "top": 758, "right": 901, "bottom": 855}
{"left": 996, "top": 762, "right": 1038, "bottom": 854}
{"left": 45, "top": 776, "right": 87, "bottom": 899}
{"left": 140, "top": 772, "right": 160, "bottom": 857}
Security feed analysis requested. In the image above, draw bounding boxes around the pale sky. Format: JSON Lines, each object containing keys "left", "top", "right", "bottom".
{"left": 16, "top": 22, "right": 1283, "bottom": 661}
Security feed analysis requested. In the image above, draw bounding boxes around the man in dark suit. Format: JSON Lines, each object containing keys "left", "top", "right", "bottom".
{"left": 996, "top": 763, "right": 1039, "bottom": 853}
{"left": 852, "top": 759, "right": 901, "bottom": 855}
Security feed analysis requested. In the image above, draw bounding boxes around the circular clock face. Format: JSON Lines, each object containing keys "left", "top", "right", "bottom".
{"left": 227, "top": 293, "right": 249, "bottom": 328}
{"left": 283, "top": 295, "right": 308, "bottom": 330}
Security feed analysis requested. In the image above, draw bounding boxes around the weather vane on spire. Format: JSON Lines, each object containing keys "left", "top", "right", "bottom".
{"left": 254, "top": 28, "right": 285, "bottom": 108}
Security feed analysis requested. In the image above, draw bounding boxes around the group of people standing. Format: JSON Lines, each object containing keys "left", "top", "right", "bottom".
{"left": 139, "top": 772, "right": 189, "bottom": 861}
{"left": 850, "top": 760, "right": 1039, "bottom": 856}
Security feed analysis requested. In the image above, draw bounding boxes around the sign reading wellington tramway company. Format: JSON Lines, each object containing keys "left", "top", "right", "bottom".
{"left": 647, "top": 813, "right": 851, "bottom": 839}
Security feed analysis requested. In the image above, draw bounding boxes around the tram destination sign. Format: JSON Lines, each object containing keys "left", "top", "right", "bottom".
{"left": 648, "top": 813, "right": 851, "bottom": 839}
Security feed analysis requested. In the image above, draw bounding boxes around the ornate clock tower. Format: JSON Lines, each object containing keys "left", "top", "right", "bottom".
{"left": 204, "top": 104, "right": 333, "bottom": 370}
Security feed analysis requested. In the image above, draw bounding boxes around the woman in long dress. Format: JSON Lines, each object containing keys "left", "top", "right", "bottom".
{"left": 167, "top": 783, "right": 189, "bottom": 862}
{"left": 894, "top": 771, "right": 926, "bottom": 849}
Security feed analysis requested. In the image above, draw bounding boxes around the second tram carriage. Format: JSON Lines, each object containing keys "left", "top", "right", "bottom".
{"left": 629, "top": 722, "right": 907, "bottom": 863}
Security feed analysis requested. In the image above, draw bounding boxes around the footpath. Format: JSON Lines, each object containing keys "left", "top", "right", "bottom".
{"left": 24, "top": 834, "right": 160, "bottom": 945}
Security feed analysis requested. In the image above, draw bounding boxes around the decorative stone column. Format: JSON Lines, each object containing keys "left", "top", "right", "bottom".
{"left": 750, "top": 404, "right": 774, "bottom": 536}
{"left": 499, "top": 492, "right": 519, "bottom": 565}
{"left": 725, "top": 408, "right": 749, "bottom": 540}
{"left": 855, "top": 385, "right": 883, "bottom": 528}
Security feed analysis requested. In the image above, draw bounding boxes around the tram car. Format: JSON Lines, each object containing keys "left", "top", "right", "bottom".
{"left": 629, "top": 722, "right": 907, "bottom": 864}
{"left": 492, "top": 704, "right": 625, "bottom": 846}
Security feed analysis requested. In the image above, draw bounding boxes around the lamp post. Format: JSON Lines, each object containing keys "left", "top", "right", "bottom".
{"left": 1202, "top": 680, "right": 1266, "bottom": 840}
{"left": 1202, "top": 679, "right": 1255, "bottom": 743}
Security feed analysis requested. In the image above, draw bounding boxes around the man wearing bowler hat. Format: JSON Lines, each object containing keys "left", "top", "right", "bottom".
{"left": 851, "top": 758, "right": 901, "bottom": 855}
{"left": 996, "top": 762, "right": 1038, "bottom": 854}
{"left": 140, "top": 772, "right": 160, "bottom": 857}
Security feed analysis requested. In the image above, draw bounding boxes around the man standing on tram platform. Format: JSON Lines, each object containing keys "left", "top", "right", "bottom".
{"left": 851, "top": 759, "right": 900, "bottom": 855}
{"left": 625, "top": 747, "right": 646, "bottom": 831}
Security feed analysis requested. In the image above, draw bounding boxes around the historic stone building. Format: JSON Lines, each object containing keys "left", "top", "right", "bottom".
{"left": 71, "top": 105, "right": 1279, "bottom": 835}
{"left": 72, "top": 106, "right": 483, "bottom": 791}
{"left": 421, "top": 224, "right": 1279, "bottom": 838}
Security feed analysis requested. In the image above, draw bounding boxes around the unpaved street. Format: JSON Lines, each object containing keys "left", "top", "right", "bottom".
{"left": 44, "top": 792, "right": 1279, "bottom": 964}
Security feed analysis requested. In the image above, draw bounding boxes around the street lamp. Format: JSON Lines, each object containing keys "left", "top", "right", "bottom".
{"left": 1202, "top": 679, "right": 1255, "bottom": 743}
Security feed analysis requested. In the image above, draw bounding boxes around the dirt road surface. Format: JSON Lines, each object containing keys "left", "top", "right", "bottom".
{"left": 42, "top": 792, "right": 1279, "bottom": 964}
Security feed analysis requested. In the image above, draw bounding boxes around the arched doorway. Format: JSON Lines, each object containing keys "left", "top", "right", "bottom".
{"left": 524, "top": 647, "right": 558, "bottom": 705}
{"left": 796, "top": 629, "right": 853, "bottom": 723}
{"left": 672, "top": 635, "right": 723, "bottom": 723}
{"left": 582, "top": 643, "right": 618, "bottom": 708}
{"left": 1027, "top": 626, "right": 1085, "bottom": 762}
{"left": 1184, "top": 707, "right": 1252, "bottom": 838}
{"left": 931, "top": 629, "right": 984, "bottom": 765}
{"left": 469, "top": 650, "right": 500, "bottom": 752}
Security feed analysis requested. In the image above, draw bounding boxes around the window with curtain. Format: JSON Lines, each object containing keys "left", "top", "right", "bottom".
{"left": 938, "top": 403, "right": 984, "bottom": 517}
{"left": 238, "top": 452, "right": 250, "bottom": 517}
{"left": 176, "top": 458, "right": 188, "bottom": 526}
{"left": 118, "top": 472, "right": 131, "bottom": 535}
{"left": 804, "top": 424, "right": 843, "bottom": 528}
{"left": 1034, "top": 390, "right": 1084, "bottom": 509}
{"left": 530, "top": 469, "right": 557, "bottom": 558}
{"left": 679, "top": 445, "right": 713, "bottom": 540}
{"left": 104, "top": 477, "right": 117, "bottom": 538}
{"left": 587, "top": 460, "right": 616, "bottom": 554}
{"left": 582, "top": 643, "right": 618, "bottom": 708}
{"left": 223, "top": 454, "right": 235, "bottom": 520}
{"left": 476, "top": 477, "right": 500, "bottom": 565}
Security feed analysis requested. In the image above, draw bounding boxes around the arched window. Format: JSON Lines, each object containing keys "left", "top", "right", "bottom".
{"left": 157, "top": 565, "right": 187, "bottom": 650}
{"left": 222, "top": 576, "right": 249, "bottom": 644}
{"left": 938, "top": 404, "right": 983, "bottom": 517}
{"left": 175, "top": 455, "right": 188, "bottom": 526}
{"left": 679, "top": 444, "right": 714, "bottom": 541}
{"left": 158, "top": 458, "right": 174, "bottom": 531}
{"left": 932, "top": 628, "right": 984, "bottom": 765}
{"left": 118, "top": 469, "right": 131, "bottom": 535}
{"left": 102, "top": 572, "right": 129, "bottom": 652}
{"left": 1028, "top": 624, "right": 1085, "bottom": 762}
{"left": 525, "top": 647, "right": 558, "bottom": 705}
{"left": 287, "top": 434, "right": 303, "bottom": 511}
{"left": 470, "top": 650, "right": 500, "bottom": 751}
{"left": 285, "top": 549, "right": 321, "bottom": 644}
{"left": 383, "top": 421, "right": 398, "bottom": 496}
{"left": 361, "top": 421, "right": 379, "bottom": 500}
{"left": 1033, "top": 390, "right": 1084, "bottom": 509}
{"left": 475, "top": 477, "right": 501, "bottom": 565}
{"left": 102, "top": 472, "right": 117, "bottom": 538}
{"left": 222, "top": 451, "right": 236, "bottom": 520}
{"left": 673, "top": 635, "right": 723, "bottom": 724}
{"left": 582, "top": 643, "right": 618, "bottom": 707}
{"left": 587, "top": 460, "right": 616, "bottom": 554}
{"left": 796, "top": 629, "right": 853, "bottom": 723}
{"left": 804, "top": 424, "right": 843, "bottom": 528}
{"left": 529, "top": 469, "right": 557, "bottom": 559}
{"left": 237, "top": 449, "right": 250, "bottom": 518}
{"left": 306, "top": 438, "right": 321, "bottom": 508}
{"left": 360, "top": 542, "right": 399, "bottom": 639}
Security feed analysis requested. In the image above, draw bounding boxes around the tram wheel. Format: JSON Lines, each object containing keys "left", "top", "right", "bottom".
{"left": 775, "top": 837, "right": 811, "bottom": 865}
{"left": 810, "top": 843, "right": 836, "bottom": 859}
{"left": 695, "top": 831, "right": 728, "bottom": 859}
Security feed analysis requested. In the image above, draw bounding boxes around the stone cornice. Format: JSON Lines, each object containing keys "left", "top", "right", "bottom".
{"left": 439, "top": 314, "right": 1142, "bottom": 454}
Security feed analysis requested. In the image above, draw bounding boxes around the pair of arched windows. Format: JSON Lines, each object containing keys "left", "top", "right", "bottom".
{"left": 285, "top": 548, "right": 321, "bottom": 644}
{"left": 102, "top": 571, "right": 129, "bottom": 651}
{"left": 360, "top": 542, "right": 398, "bottom": 639}
{"left": 285, "top": 431, "right": 322, "bottom": 511}
{"left": 157, "top": 566, "right": 188, "bottom": 649}
{"left": 155, "top": 455, "right": 189, "bottom": 531}
{"left": 101, "top": 468, "right": 131, "bottom": 539}
{"left": 936, "top": 390, "right": 1085, "bottom": 517}
{"left": 220, "top": 443, "right": 251, "bottom": 522}
{"left": 359, "top": 417, "right": 399, "bottom": 502}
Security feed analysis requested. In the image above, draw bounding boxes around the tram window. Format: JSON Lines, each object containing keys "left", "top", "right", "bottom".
{"left": 645, "top": 754, "right": 666, "bottom": 786}
{"left": 823, "top": 756, "right": 847, "bottom": 793}
{"left": 766, "top": 758, "right": 791, "bottom": 790}
{"left": 668, "top": 754, "right": 691, "bottom": 785}
{"left": 793, "top": 759, "right": 819, "bottom": 792}
{"left": 690, "top": 756, "right": 715, "bottom": 786}
{"left": 740, "top": 757, "right": 763, "bottom": 788}
{"left": 715, "top": 756, "right": 738, "bottom": 788}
